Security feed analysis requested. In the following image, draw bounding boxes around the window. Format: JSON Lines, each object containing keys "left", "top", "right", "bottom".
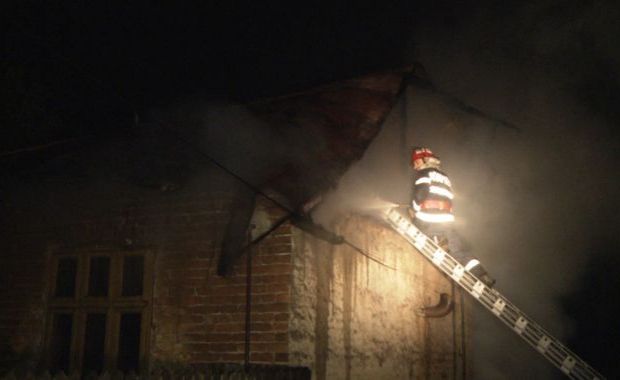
{"left": 46, "top": 251, "right": 153, "bottom": 374}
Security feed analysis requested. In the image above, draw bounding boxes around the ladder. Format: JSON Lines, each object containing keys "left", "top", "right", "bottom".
{"left": 384, "top": 208, "right": 604, "bottom": 380}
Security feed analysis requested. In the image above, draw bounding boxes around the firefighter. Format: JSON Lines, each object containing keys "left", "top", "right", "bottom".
{"left": 410, "top": 147, "right": 495, "bottom": 287}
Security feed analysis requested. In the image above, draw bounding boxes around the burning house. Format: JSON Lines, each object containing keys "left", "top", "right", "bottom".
{"left": 0, "top": 68, "right": 471, "bottom": 379}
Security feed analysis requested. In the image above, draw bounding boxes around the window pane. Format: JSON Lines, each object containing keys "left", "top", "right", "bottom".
{"left": 122, "top": 255, "right": 144, "bottom": 297}
{"left": 88, "top": 257, "right": 110, "bottom": 297}
{"left": 55, "top": 257, "right": 77, "bottom": 297}
{"left": 82, "top": 313, "right": 106, "bottom": 374}
{"left": 50, "top": 313, "right": 73, "bottom": 374}
{"left": 117, "top": 313, "right": 141, "bottom": 371}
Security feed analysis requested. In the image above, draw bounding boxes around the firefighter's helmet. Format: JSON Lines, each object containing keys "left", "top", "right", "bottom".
{"left": 411, "top": 147, "right": 440, "bottom": 169}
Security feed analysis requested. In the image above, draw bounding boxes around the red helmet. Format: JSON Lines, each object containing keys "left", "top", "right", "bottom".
{"left": 411, "top": 147, "right": 437, "bottom": 166}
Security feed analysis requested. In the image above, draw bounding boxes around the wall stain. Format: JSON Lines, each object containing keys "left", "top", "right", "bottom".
{"left": 290, "top": 215, "right": 465, "bottom": 379}
{"left": 312, "top": 238, "right": 333, "bottom": 380}
{"left": 342, "top": 243, "right": 355, "bottom": 380}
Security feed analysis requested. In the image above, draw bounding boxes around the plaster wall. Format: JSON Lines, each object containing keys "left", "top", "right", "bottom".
{"left": 289, "top": 214, "right": 469, "bottom": 380}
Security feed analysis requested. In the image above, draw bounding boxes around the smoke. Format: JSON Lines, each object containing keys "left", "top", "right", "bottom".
{"left": 314, "top": 2, "right": 620, "bottom": 378}
{"left": 150, "top": 101, "right": 290, "bottom": 187}
{"left": 412, "top": 3, "right": 620, "bottom": 377}
{"left": 311, "top": 96, "right": 411, "bottom": 225}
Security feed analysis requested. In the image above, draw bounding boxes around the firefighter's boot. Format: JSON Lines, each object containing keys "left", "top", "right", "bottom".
{"left": 469, "top": 264, "right": 496, "bottom": 288}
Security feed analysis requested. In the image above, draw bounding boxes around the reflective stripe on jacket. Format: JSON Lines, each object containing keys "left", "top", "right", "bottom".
{"left": 412, "top": 167, "right": 454, "bottom": 223}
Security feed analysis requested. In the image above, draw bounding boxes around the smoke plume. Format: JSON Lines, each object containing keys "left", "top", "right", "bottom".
{"left": 314, "top": 2, "right": 620, "bottom": 378}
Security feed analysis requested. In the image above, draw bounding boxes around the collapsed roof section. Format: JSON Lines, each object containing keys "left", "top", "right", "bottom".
{"left": 248, "top": 67, "right": 410, "bottom": 206}
{"left": 1, "top": 67, "right": 410, "bottom": 277}
{"left": 2, "top": 67, "right": 409, "bottom": 204}
{"left": 217, "top": 67, "right": 410, "bottom": 276}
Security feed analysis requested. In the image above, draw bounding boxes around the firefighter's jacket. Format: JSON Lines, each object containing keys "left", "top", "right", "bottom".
{"left": 412, "top": 167, "right": 455, "bottom": 224}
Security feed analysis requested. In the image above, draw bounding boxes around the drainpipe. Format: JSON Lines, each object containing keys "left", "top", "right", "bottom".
{"left": 244, "top": 225, "right": 255, "bottom": 369}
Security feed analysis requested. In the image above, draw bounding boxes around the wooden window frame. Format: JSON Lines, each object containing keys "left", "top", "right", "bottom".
{"left": 45, "top": 249, "right": 153, "bottom": 374}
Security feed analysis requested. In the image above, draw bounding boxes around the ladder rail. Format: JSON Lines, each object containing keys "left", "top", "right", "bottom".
{"left": 385, "top": 208, "right": 604, "bottom": 380}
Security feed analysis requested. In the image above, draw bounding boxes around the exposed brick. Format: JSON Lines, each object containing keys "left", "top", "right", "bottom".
{"left": 211, "top": 322, "right": 245, "bottom": 333}
{"left": 205, "top": 294, "right": 246, "bottom": 305}
{"left": 188, "top": 353, "right": 221, "bottom": 362}
{"left": 248, "top": 322, "right": 275, "bottom": 332}
{"left": 272, "top": 224, "right": 292, "bottom": 234}
{"left": 250, "top": 352, "right": 275, "bottom": 362}
{"left": 255, "top": 254, "right": 291, "bottom": 265}
{"left": 251, "top": 342, "right": 288, "bottom": 354}
{"left": 251, "top": 263, "right": 293, "bottom": 275}
{"left": 250, "top": 332, "right": 276, "bottom": 342}
{"left": 251, "top": 274, "right": 291, "bottom": 285}
{"left": 272, "top": 322, "right": 288, "bottom": 332}
{"left": 186, "top": 342, "right": 242, "bottom": 353}
{"left": 262, "top": 236, "right": 293, "bottom": 245}
{"left": 207, "top": 313, "right": 244, "bottom": 323}
{"left": 206, "top": 275, "right": 248, "bottom": 286}
{"left": 274, "top": 292, "right": 290, "bottom": 303}
{"left": 180, "top": 295, "right": 208, "bottom": 306}
{"left": 181, "top": 314, "right": 207, "bottom": 325}
{"left": 250, "top": 303, "right": 289, "bottom": 313}
{"left": 261, "top": 244, "right": 293, "bottom": 255}
{"left": 204, "top": 284, "right": 249, "bottom": 296}
{"left": 1, "top": 191, "right": 294, "bottom": 369}
{"left": 178, "top": 323, "right": 208, "bottom": 334}
{"left": 183, "top": 333, "right": 210, "bottom": 343}
{"left": 203, "top": 304, "right": 245, "bottom": 314}
{"left": 193, "top": 332, "right": 245, "bottom": 343}
{"left": 219, "top": 353, "right": 245, "bottom": 362}
{"left": 252, "top": 294, "right": 276, "bottom": 304}
{"left": 275, "top": 353, "right": 289, "bottom": 363}
{"left": 254, "top": 312, "right": 289, "bottom": 323}
{"left": 265, "top": 284, "right": 290, "bottom": 294}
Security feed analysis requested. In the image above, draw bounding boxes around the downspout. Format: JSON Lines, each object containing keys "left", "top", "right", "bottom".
{"left": 244, "top": 225, "right": 254, "bottom": 369}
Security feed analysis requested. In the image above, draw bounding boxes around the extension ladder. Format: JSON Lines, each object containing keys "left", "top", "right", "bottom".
{"left": 385, "top": 208, "right": 604, "bottom": 380}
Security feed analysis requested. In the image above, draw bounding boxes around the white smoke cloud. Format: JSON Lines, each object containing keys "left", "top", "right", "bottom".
{"left": 410, "top": 4, "right": 620, "bottom": 377}
{"left": 313, "top": 3, "right": 620, "bottom": 377}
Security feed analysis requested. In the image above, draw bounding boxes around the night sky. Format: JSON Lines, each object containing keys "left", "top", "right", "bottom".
{"left": 2, "top": 2, "right": 414, "bottom": 151}
{"left": 3, "top": 1, "right": 620, "bottom": 378}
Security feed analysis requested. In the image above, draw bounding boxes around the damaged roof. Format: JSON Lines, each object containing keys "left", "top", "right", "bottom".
{"left": 3, "top": 67, "right": 410, "bottom": 210}
{"left": 248, "top": 67, "right": 410, "bottom": 205}
{"left": 217, "top": 67, "right": 410, "bottom": 275}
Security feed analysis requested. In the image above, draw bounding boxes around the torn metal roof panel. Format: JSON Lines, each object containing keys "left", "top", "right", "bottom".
{"left": 248, "top": 67, "right": 410, "bottom": 204}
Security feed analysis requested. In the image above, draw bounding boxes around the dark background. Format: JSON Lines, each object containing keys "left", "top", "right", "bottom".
{"left": 2, "top": 2, "right": 415, "bottom": 151}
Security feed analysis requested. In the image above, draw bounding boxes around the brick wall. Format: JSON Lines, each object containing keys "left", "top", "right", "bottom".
{"left": 0, "top": 235, "right": 48, "bottom": 371}
{"left": 0, "top": 177, "right": 295, "bottom": 372}
{"left": 0, "top": 177, "right": 470, "bottom": 378}
{"left": 152, "top": 200, "right": 293, "bottom": 366}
